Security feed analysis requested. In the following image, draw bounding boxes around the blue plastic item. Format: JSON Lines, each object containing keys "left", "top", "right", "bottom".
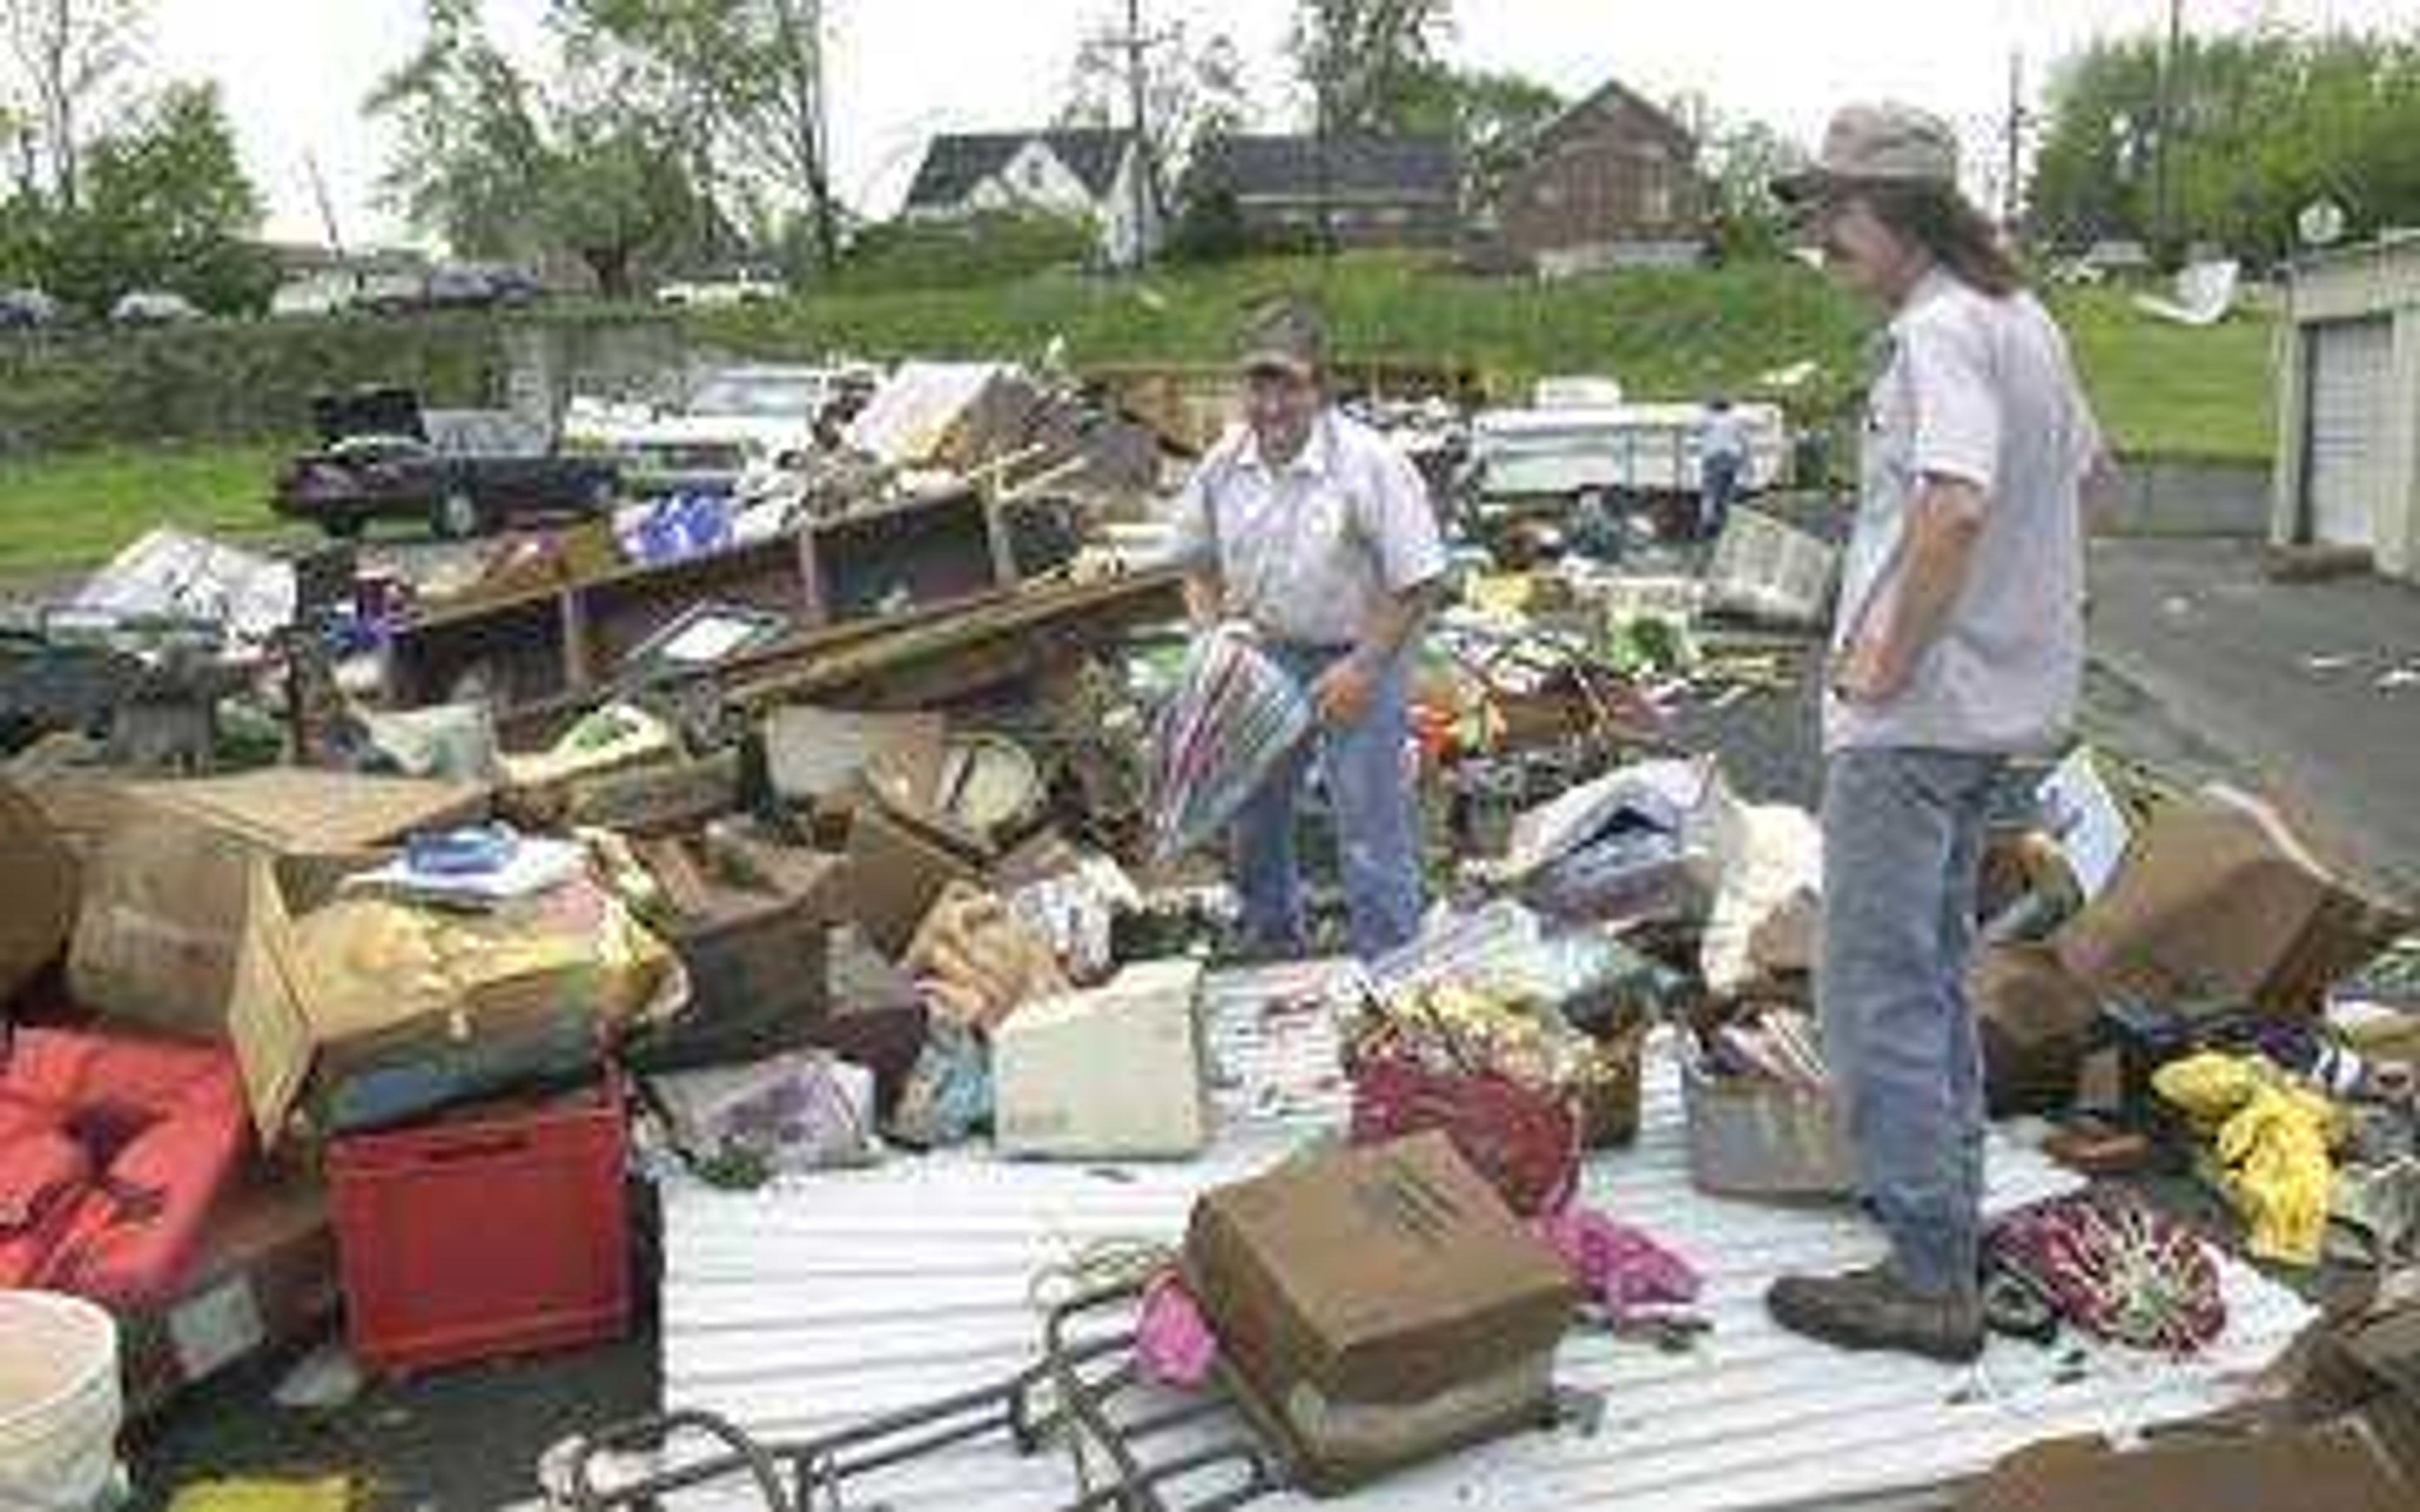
{"left": 405, "top": 824, "right": 520, "bottom": 878}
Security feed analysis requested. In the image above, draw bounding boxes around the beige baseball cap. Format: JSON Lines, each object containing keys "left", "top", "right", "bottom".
{"left": 1236, "top": 299, "right": 1327, "bottom": 380}
{"left": 1773, "top": 102, "right": 1961, "bottom": 204}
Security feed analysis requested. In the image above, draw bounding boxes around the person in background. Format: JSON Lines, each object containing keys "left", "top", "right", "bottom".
{"left": 1698, "top": 395, "right": 1749, "bottom": 539}
{"left": 1168, "top": 301, "right": 1448, "bottom": 961}
{"left": 1761, "top": 103, "right": 2103, "bottom": 1363}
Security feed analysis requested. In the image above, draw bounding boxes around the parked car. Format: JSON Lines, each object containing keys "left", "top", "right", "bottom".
{"left": 110, "top": 290, "right": 202, "bottom": 326}
{"left": 654, "top": 270, "right": 785, "bottom": 309}
{"left": 274, "top": 386, "right": 621, "bottom": 540}
{"left": 561, "top": 364, "right": 847, "bottom": 496}
{"left": 424, "top": 263, "right": 546, "bottom": 311}
{"left": 268, "top": 275, "right": 355, "bottom": 319}
{"left": 0, "top": 288, "right": 59, "bottom": 330}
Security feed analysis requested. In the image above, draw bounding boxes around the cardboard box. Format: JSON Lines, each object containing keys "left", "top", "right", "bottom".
{"left": 2056, "top": 786, "right": 2411, "bottom": 1018}
{"left": 1184, "top": 1133, "right": 1576, "bottom": 1493}
{"left": 225, "top": 854, "right": 677, "bottom": 1144}
{"left": 1974, "top": 942, "right": 2102, "bottom": 1116}
{"left": 841, "top": 799, "right": 984, "bottom": 958}
{"left": 67, "top": 771, "right": 487, "bottom": 1040}
{"left": 1957, "top": 1426, "right": 2410, "bottom": 1512}
{"left": 628, "top": 883, "right": 832, "bottom": 1075}
{"left": 118, "top": 1173, "right": 337, "bottom": 1420}
{"left": 994, "top": 960, "right": 1207, "bottom": 1159}
{"left": 1680, "top": 1056, "right": 1853, "bottom": 1199}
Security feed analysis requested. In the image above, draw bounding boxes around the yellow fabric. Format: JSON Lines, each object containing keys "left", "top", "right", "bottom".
{"left": 2153, "top": 1050, "right": 2341, "bottom": 1266}
{"left": 168, "top": 1479, "right": 353, "bottom": 1512}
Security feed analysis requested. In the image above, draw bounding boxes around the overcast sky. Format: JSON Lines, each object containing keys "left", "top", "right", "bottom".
{"left": 144, "top": 0, "right": 2418, "bottom": 248}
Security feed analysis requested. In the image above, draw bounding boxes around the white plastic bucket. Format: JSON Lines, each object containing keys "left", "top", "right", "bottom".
{"left": 0, "top": 1291, "right": 126, "bottom": 1512}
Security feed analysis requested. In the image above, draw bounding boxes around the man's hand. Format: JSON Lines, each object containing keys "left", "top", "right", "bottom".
{"left": 1312, "top": 655, "right": 1379, "bottom": 728}
{"left": 1829, "top": 633, "right": 1908, "bottom": 706}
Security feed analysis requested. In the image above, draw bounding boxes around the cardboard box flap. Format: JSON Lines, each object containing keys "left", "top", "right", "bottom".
{"left": 123, "top": 769, "right": 487, "bottom": 851}
{"left": 2056, "top": 784, "right": 2412, "bottom": 1016}
{"left": 228, "top": 853, "right": 379, "bottom": 1142}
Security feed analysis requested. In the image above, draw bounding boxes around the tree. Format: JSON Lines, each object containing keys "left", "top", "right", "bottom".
{"left": 367, "top": 0, "right": 708, "bottom": 290}
{"left": 43, "top": 79, "right": 274, "bottom": 312}
{"left": 1, "top": 0, "right": 144, "bottom": 210}
{"left": 366, "top": 0, "right": 550, "bottom": 260}
{"left": 2028, "top": 26, "right": 2420, "bottom": 265}
{"left": 1701, "top": 117, "right": 1802, "bottom": 260}
{"left": 1289, "top": 0, "right": 1455, "bottom": 136}
{"left": 553, "top": 0, "right": 841, "bottom": 272}
{"left": 1387, "top": 65, "right": 1563, "bottom": 202}
{"left": 543, "top": 100, "right": 698, "bottom": 297}
{"left": 1059, "top": 16, "right": 1250, "bottom": 192}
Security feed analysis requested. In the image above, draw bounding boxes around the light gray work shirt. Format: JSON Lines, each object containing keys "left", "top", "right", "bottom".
{"left": 1168, "top": 410, "right": 1447, "bottom": 648}
{"left": 1826, "top": 270, "right": 2100, "bottom": 754}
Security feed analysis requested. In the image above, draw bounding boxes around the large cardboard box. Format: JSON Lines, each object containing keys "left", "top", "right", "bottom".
{"left": 2055, "top": 786, "right": 2411, "bottom": 1018}
{"left": 118, "top": 1173, "right": 337, "bottom": 1420}
{"left": 224, "top": 854, "right": 679, "bottom": 1144}
{"left": 994, "top": 960, "right": 1207, "bottom": 1159}
{"left": 1184, "top": 1133, "right": 1576, "bottom": 1493}
{"left": 841, "top": 799, "right": 984, "bottom": 959}
{"left": 67, "top": 770, "right": 487, "bottom": 1040}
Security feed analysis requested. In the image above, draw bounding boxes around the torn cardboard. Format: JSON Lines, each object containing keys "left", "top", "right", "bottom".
{"left": 2056, "top": 785, "right": 2411, "bottom": 1018}
{"left": 67, "top": 771, "right": 487, "bottom": 1040}
{"left": 1974, "top": 942, "right": 2102, "bottom": 1116}
{"left": 224, "top": 854, "right": 679, "bottom": 1143}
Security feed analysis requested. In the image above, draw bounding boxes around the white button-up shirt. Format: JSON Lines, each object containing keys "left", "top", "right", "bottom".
{"left": 1826, "top": 270, "right": 2101, "bottom": 754}
{"left": 1168, "top": 410, "right": 1448, "bottom": 648}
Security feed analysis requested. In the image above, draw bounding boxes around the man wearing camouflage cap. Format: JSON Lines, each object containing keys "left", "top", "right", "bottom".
{"left": 1168, "top": 300, "right": 1447, "bottom": 960}
{"left": 1766, "top": 104, "right": 2105, "bottom": 1361}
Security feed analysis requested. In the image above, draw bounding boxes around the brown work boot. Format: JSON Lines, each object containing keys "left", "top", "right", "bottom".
{"left": 1766, "top": 1264, "right": 1985, "bottom": 1363}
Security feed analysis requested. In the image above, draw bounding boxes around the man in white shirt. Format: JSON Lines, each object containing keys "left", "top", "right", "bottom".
{"left": 1168, "top": 302, "right": 1448, "bottom": 959}
{"left": 1763, "top": 105, "right": 2104, "bottom": 1362}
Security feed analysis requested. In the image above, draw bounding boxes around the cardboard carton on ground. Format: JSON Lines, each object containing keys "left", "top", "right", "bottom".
{"left": 224, "top": 853, "right": 680, "bottom": 1144}
{"left": 1973, "top": 942, "right": 2103, "bottom": 1117}
{"left": 841, "top": 798, "right": 984, "bottom": 959}
{"left": 1184, "top": 1132, "right": 1577, "bottom": 1494}
{"left": 66, "top": 770, "right": 488, "bottom": 1040}
{"left": 118, "top": 1172, "right": 337, "bottom": 1420}
{"left": 1956, "top": 1426, "right": 2410, "bottom": 1512}
{"left": 2054, "top": 784, "right": 2411, "bottom": 1018}
{"left": 994, "top": 959, "right": 1207, "bottom": 1159}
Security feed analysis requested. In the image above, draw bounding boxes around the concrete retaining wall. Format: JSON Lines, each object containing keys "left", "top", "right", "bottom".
{"left": 2097, "top": 455, "right": 2273, "bottom": 538}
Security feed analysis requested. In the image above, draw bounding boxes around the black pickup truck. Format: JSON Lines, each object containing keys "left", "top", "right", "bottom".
{"left": 274, "top": 387, "right": 621, "bottom": 539}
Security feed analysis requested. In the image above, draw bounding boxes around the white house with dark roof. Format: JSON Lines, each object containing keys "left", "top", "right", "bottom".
{"left": 901, "top": 129, "right": 1160, "bottom": 268}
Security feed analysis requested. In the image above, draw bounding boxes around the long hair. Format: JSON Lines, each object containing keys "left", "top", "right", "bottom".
{"left": 1862, "top": 181, "right": 2025, "bottom": 299}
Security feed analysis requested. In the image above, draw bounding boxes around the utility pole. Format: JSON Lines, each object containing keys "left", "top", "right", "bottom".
{"left": 1086, "top": 0, "right": 1172, "bottom": 273}
{"left": 2002, "top": 50, "right": 2028, "bottom": 231}
{"left": 1123, "top": 0, "right": 1151, "bottom": 271}
{"left": 2153, "top": 0, "right": 2184, "bottom": 263}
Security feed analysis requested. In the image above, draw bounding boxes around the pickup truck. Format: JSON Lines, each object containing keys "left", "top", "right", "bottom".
{"left": 273, "top": 387, "right": 621, "bottom": 539}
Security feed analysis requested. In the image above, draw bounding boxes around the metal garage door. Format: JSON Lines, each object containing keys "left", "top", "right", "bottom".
{"left": 2305, "top": 318, "right": 2392, "bottom": 549}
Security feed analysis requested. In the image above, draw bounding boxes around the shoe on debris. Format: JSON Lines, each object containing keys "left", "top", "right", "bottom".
{"left": 1766, "top": 1263, "right": 1986, "bottom": 1363}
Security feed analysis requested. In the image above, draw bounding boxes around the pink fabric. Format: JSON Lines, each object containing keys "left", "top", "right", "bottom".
{"left": 1533, "top": 1206, "right": 1700, "bottom": 1320}
{"left": 1135, "top": 1273, "right": 1218, "bottom": 1389}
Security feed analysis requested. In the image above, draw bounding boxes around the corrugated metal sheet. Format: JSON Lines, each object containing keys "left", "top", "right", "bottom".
{"left": 662, "top": 966, "right": 2313, "bottom": 1512}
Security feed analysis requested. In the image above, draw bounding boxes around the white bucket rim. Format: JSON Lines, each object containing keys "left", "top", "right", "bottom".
{"left": 0, "top": 1290, "right": 120, "bottom": 1430}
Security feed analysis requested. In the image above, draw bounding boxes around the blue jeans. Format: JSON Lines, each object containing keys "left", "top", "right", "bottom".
{"left": 1700, "top": 453, "right": 1743, "bottom": 538}
{"left": 1818, "top": 747, "right": 2005, "bottom": 1299}
{"left": 1231, "top": 644, "right": 1424, "bottom": 961}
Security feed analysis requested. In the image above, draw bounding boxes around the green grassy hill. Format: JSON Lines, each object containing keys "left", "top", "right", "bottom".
{"left": 0, "top": 255, "right": 2276, "bottom": 573}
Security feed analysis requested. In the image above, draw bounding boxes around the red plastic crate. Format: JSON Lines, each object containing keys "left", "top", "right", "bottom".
{"left": 326, "top": 1073, "right": 630, "bottom": 1375}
